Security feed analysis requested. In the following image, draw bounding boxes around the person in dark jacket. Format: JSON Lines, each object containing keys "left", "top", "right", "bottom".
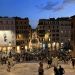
{"left": 47, "top": 58, "right": 52, "bottom": 68}
{"left": 71, "top": 58, "right": 75, "bottom": 68}
{"left": 54, "top": 66, "right": 59, "bottom": 75}
{"left": 58, "top": 65, "right": 65, "bottom": 75}
{"left": 38, "top": 61, "right": 44, "bottom": 75}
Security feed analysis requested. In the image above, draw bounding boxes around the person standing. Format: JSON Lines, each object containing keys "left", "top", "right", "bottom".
{"left": 58, "top": 65, "right": 65, "bottom": 75}
{"left": 53, "top": 57, "right": 59, "bottom": 67}
{"left": 47, "top": 58, "right": 52, "bottom": 68}
{"left": 38, "top": 61, "right": 44, "bottom": 75}
{"left": 54, "top": 66, "right": 59, "bottom": 75}
{"left": 7, "top": 56, "right": 12, "bottom": 72}
{"left": 7, "top": 56, "right": 14, "bottom": 72}
{"left": 7, "top": 61, "right": 11, "bottom": 72}
{"left": 71, "top": 58, "right": 75, "bottom": 68}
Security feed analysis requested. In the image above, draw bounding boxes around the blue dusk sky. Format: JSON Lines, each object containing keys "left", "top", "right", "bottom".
{"left": 0, "top": 0, "right": 75, "bottom": 28}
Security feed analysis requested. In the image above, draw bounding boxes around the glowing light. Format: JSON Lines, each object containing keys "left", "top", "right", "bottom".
{"left": 49, "top": 38, "right": 50, "bottom": 41}
{"left": 7, "top": 47, "right": 12, "bottom": 54}
{"left": 25, "top": 46, "right": 27, "bottom": 50}
{"left": 3, "top": 47, "right": 6, "bottom": 51}
{"left": 52, "top": 42, "right": 56, "bottom": 50}
{"left": 3, "top": 47, "right": 7, "bottom": 53}
{"left": 69, "top": 49, "right": 71, "bottom": 52}
{"left": 0, "top": 30, "right": 16, "bottom": 46}
{"left": 17, "top": 46, "right": 20, "bottom": 53}
{"left": 29, "top": 32, "right": 40, "bottom": 50}
{"left": 61, "top": 42, "right": 63, "bottom": 45}
{"left": 7, "top": 47, "right": 12, "bottom": 50}
{"left": 56, "top": 42, "right": 59, "bottom": 50}
{"left": 45, "top": 33, "right": 49, "bottom": 41}
{"left": 9, "top": 43, "right": 11, "bottom": 46}
{"left": 48, "top": 43, "right": 51, "bottom": 48}
{"left": 40, "top": 43, "right": 42, "bottom": 48}
{"left": 53, "top": 42, "right": 55, "bottom": 47}
{"left": 0, "top": 47, "right": 1, "bottom": 49}
{"left": 43, "top": 44, "right": 45, "bottom": 49}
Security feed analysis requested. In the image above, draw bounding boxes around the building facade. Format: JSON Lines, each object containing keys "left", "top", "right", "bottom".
{"left": 57, "top": 17, "right": 71, "bottom": 47}
{"left": 0, "top": 16, "right": 73, "bottom": 54}
{"left": 37, "top": 17, "right": 71, "bottom": 51}
{"left": 0, "top": 17, "right": 16, "bottom": 54}
{"left": 37, "top": 18, "right": 60, "bottom": 51}
{"left": 15, "top": 17, "right": 32, "bottom": 53}
{"left": 37, "top": 19, "right": 51, "bottom": 50}
{"left": 70, "top": 16, "right": 75, "bottom": 57}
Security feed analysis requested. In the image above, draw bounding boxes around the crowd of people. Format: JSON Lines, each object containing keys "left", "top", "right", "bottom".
{"left": 38, "top": 61, "right": 65, "bottom": 75}
{"left": 0, "top": 51, "right": 75, "bottom": 75}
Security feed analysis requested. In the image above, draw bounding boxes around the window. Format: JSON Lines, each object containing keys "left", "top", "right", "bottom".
{"left": 57, "top": 26, "right": 59, "bottom": 28}
{"left": 56, "top": 38, "right": 59, "bottom": 40}
{"left": 6, "top": 21, "right": 8, "bottom": 24}
{"left": 61, "top": 31, "right": 63, "bottom": 33}
{"left": 53, "top": 26, "right": 54, "bottom": 29}
{"left": 0, "top": 21, "right": 3, "bottom": 24}
{"left": 49, "top": 26, "right": 50, "bottom": 28}
{"left": 52, "top": 38, "right": 55, "bottom": 41}
{"left": 11, "top": 21, "right": 14, "bottom": 24}
{"left": 56, "top": 30, "right": 59, "bottom": 32}
{"left": 52, "top": 30, "right": 55, "bottom": 32}
{"left": 71, "top": 23, "right": 73, "bottom": 29}
{"left": 56, "top": 34, "right": 59, "bottom": 36}
{"left": 52, "top": 34, "right": 55, "bottom": 36}
{"left": 43, "top": 26, "right": 44, "bottom": 29}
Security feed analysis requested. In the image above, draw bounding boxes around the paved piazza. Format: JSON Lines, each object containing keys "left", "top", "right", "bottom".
{"left": 0, "top": 62, "right": 75, "bottom": 75}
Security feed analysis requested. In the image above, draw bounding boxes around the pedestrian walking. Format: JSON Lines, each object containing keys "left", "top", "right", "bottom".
{"left": 58, "top": 65, "right": 65, "bottom": 75}
{"left": 7, "top": 56, "right": 14, "bottom": 72}
{"left": 7, "top": 56, "right": 12, "bottom": 72}
{"left": 53, "top": 57, "right": 59, "bottom": 67}
{"left": 7, "top": 61, "right": 11, "bottom": 72}
{"left": 54, "top": 66, "right": 59, "bottom": 75}
{"left": 38, "top": 61, "right": 44, "bottom": 75}
{"left": 47, "top": 58, "right": 52, "bottom": 68}
{"left": 71, "top": 58, "right": 75, "bottom": 68}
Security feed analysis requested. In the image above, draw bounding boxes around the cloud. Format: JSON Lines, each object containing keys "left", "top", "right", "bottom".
{"left": 53, "top": 5, "right": 64, "bottom": 11}
{"left": 64, "top": 0, "right": 75, "bottom": 4}
{"left": 41, "top": 1, "right": 58, "bottom": 10}
{"left": 36, "top": 0, "right": 63, "bottom": 11}
{"left": 36, "top": 0, "right": 75, "bottom": 11}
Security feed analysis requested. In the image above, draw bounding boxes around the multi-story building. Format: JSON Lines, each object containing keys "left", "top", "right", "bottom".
{"left": 37, "top": 17, "right": 71, "bottom": 51}
{"left": 57, "top": 17, "right": 71, "bottom": 47}
{"left": 71, "top": 16, "right": 75, "bottom": 57}
{"left": 0, "top": 17, "right": 16, "bottom": 53}
{"left": 37, "top": 19, "right": 51, "bottom": 50}
{"left": 37, "top": 18, "right": 60, "bottom": 51}
{"left": 49, "top": 18, "right": 60, "bottom": 51}
{"left": 0, "top": 16, "right": 73, "bottom": 54}
{"left": 15, "top": 17, "right": 32, "bottom": 53}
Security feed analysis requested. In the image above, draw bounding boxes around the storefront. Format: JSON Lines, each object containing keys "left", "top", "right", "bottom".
{"left": 0, "top": 30, "right": 16, "bottom": 54}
